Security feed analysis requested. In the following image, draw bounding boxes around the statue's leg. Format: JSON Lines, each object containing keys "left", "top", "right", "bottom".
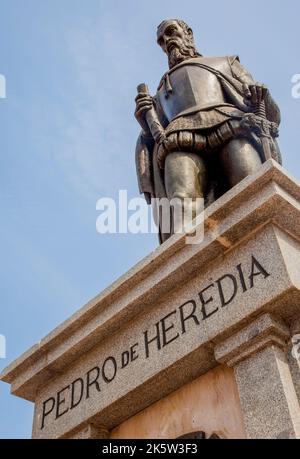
{"left": 164, "top": 151, "right": 207, "bottom": 234}
{"left": 219, "top": 138, "right": 262, "bottom": 187}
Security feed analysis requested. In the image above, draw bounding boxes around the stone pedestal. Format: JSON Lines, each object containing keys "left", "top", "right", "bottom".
{"left": 1, "top": 160, "right": 300, "bottom": 439}
{"left": 215, "top": 314, "right": 300, "bottom": 438}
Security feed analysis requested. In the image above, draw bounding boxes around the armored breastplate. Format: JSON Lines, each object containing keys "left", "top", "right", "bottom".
{"left": 156, "top": 57, "right": 233, "bottom": 122}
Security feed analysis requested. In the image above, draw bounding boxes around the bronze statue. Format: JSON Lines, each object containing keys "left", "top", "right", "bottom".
{"left": 135, "top": 19, "right": 281, "bottom": 243}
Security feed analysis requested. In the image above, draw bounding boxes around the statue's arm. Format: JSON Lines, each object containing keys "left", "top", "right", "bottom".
{"left": 230, "top": 56, "right": 281, "bottom": 125}
{"left": 153, "top": 95, "right": 169, "bottom": 129}
{"left": 134, "top": 92, "right": 168, "bottom": 204}
{"left": 135, "top": 132, "right": 155, "bottom": 205}
{"left": 229, "top": 55, "right": 255, "bottom": 86}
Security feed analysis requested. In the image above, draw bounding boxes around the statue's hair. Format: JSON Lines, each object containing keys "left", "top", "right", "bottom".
{"left": 157, "top": 19, "right": 193, "bottom": 37}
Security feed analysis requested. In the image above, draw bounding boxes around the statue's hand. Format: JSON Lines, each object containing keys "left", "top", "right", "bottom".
{"left": 243, "top": 83, "right": 268, "bottom": 106}
{"left": 135, "top": 93, "right": 153, "bottom": 134}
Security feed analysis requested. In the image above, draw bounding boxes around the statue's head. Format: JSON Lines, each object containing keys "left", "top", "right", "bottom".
{"left": 157, "top": 19, "right": 201, "bottom": 69}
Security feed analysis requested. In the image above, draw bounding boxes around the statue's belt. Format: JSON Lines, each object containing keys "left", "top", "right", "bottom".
{"left": 171, "top": 104, "right": 243, "bottom": 121}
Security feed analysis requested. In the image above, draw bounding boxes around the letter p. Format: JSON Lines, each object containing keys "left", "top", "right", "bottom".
{"left": 41, "top": 397, "right": 55, "bottom": 429}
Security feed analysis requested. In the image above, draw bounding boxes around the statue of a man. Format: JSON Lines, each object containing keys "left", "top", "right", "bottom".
{"left": 135, "top": 19, "right": 281, "bottom": 243}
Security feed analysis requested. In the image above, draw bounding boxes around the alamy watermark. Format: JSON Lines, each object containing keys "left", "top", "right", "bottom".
{"left": 291, "top": 334, "right": 300, "bottom": 361}
{"left": 96, "top": 190, "right": 205, "bottom": 245}
{"left": 292, "top": 74, "right": 300, "bottom": 99}
{"left": 0, "top": 74, "right": 6, "bottom": 98}
{"left": 0, "top": 334, "right": 6, "bottom": 359}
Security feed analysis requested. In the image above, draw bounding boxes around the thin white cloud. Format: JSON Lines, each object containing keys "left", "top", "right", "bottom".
{"left": 23, "top": 16, "right": 140, "bottom": 202}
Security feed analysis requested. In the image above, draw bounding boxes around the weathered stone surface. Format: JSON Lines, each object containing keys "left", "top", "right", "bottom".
{"left": 234, "top": 345, "right": 300, "bottom": 439}
{"left": 288, "top": 315, "right": 300, "bottom": 404}
{"left": 214, "top": 313, "right": 290, "bottom": 367}
{"left": 1, "top": 160, "right": 300, "bottom": 439}
{"left": 68, "top": 424, "right": 109, "bottom": 439}
{"left": 215, "top": 313, "right": 300, "bottom": 438}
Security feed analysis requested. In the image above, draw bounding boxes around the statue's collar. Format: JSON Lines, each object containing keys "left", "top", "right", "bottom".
{"left": 168, "top": 56, "right": 204, "bottom": 74}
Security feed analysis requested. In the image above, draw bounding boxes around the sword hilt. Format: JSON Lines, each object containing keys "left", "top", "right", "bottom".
{"left": 254, "top": 85, "right": 268, "bottom": 120}
{"left": 253, "top": 86, "right": 273, "bottom": 161}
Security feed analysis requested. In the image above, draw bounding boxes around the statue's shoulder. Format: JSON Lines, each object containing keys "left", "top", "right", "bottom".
{"left": 194, "top": 55, "right": 240, "bottom": 68}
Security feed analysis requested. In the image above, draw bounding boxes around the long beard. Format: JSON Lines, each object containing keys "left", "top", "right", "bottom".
{"left": 168, "top": 44, "right": 198, "bottom": 68}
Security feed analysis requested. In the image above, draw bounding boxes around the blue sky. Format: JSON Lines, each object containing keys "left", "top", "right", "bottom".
{"left": 0, "top": 0, "right": 299, "bottom": 438}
